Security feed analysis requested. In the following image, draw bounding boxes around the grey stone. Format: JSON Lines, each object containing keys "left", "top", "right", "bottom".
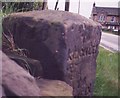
{"left": 2, "top": 52, "right": 41, "bottom": 96}
{"left": 8, "top": 54, "right": 43, "bottom": 78}
{"left": 36, "top": 78, "right": 73, "bottom": 96}
{"left": 2, "top": 10, "right": 102, "bottom": 96}
{"left": 1, "top": 51, "right": 73, "bottom": 96}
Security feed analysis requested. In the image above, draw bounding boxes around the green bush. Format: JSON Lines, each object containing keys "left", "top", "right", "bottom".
{"left": 2, "top": 2, "right": 42, "bottom": 14}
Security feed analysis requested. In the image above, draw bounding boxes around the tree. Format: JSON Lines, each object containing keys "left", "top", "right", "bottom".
{"left": 78, "top": 0, "right": 80, "bottom": 14}
{"left": 54, "top": 0, "right": 59, "bottom": 10}
{"left": 65, "top": 0, "right": 70, "bottom": 11}
{"left": 2, "top": 2, "right": 34, "bottom": 13}
{"left": 42, "top": 0, "right": 48, "bottom": 10}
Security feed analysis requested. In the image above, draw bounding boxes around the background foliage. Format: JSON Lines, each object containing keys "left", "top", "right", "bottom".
{"left": 2, "top": 2, "right": 43, "bottom": 14}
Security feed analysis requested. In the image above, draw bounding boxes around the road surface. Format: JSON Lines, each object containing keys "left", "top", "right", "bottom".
{"left": 100, "top": 32, "right": 120, "bottom": 52}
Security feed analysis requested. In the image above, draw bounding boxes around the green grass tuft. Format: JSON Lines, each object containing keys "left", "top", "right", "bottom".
{"left": 94, "top": 47, "right": 119, "bottom": 96}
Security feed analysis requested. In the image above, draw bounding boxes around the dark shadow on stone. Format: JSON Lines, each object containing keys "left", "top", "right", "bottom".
{"left": 28, "top": 42, "right": 64, "bottom": 80}
{"left": 2, "top": 86, "right": 19, "bottom": 98}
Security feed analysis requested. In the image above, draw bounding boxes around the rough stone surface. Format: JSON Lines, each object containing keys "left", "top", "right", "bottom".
{"left": 1, "top": 51, "right": 73, "bottom": 96}
{"left": 8, "top": 54, "right": 43, "bottom": 77}
{"left": 2, "top": 52, "right": 41, "bottom": 96}
{"left": 36, "top": 79, "right": 73, "bottom": 96}
{"left": 2, "top": 10, "right": 102, "bottom": 96}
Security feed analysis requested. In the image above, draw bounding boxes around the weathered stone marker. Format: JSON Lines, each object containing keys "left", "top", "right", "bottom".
{"left": 2, "top": 10, "right": 101, "bottom": 96}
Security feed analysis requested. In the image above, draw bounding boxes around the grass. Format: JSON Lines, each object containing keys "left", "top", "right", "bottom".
{"left": 94, "top": 47, "right": 119, "bottom": 96}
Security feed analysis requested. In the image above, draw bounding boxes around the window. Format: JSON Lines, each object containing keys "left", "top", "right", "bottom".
{"left": 111, "top": 16, "right": 115, "bottom": 22}
{"left": 102, "top": 16, "right": 105, "bottom": 21}
{"left": 98, "top": 14, "right": 105, "bottom": 22}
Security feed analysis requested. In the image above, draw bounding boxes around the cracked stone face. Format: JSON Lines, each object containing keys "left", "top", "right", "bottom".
{"left": 2, "top": 10, "right": 102, "bottom": 96}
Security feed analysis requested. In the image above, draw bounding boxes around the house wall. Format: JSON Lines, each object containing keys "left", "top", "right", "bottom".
{"left": 95, "top": 14, "right": 118, "bottom": 23}
{"left": 106, "top": 16, "right": 119, "bottom": 22}
{"left": 91, "top": 5, "right": 120, "bottom": 31}
{"left": 92, "top": 14, "right": 119, "bottom": 30}
{"left": 92, "top": 15, "right": 98, "bottom": 21}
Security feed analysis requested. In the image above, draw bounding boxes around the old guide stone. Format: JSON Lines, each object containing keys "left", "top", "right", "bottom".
{"left": 2, "top": 10, "right": 102, "bottom": 96}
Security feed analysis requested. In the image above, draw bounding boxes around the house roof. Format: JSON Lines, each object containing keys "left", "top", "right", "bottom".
{"left": 92, "top": 6, "right": 119, "bottom": 16}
